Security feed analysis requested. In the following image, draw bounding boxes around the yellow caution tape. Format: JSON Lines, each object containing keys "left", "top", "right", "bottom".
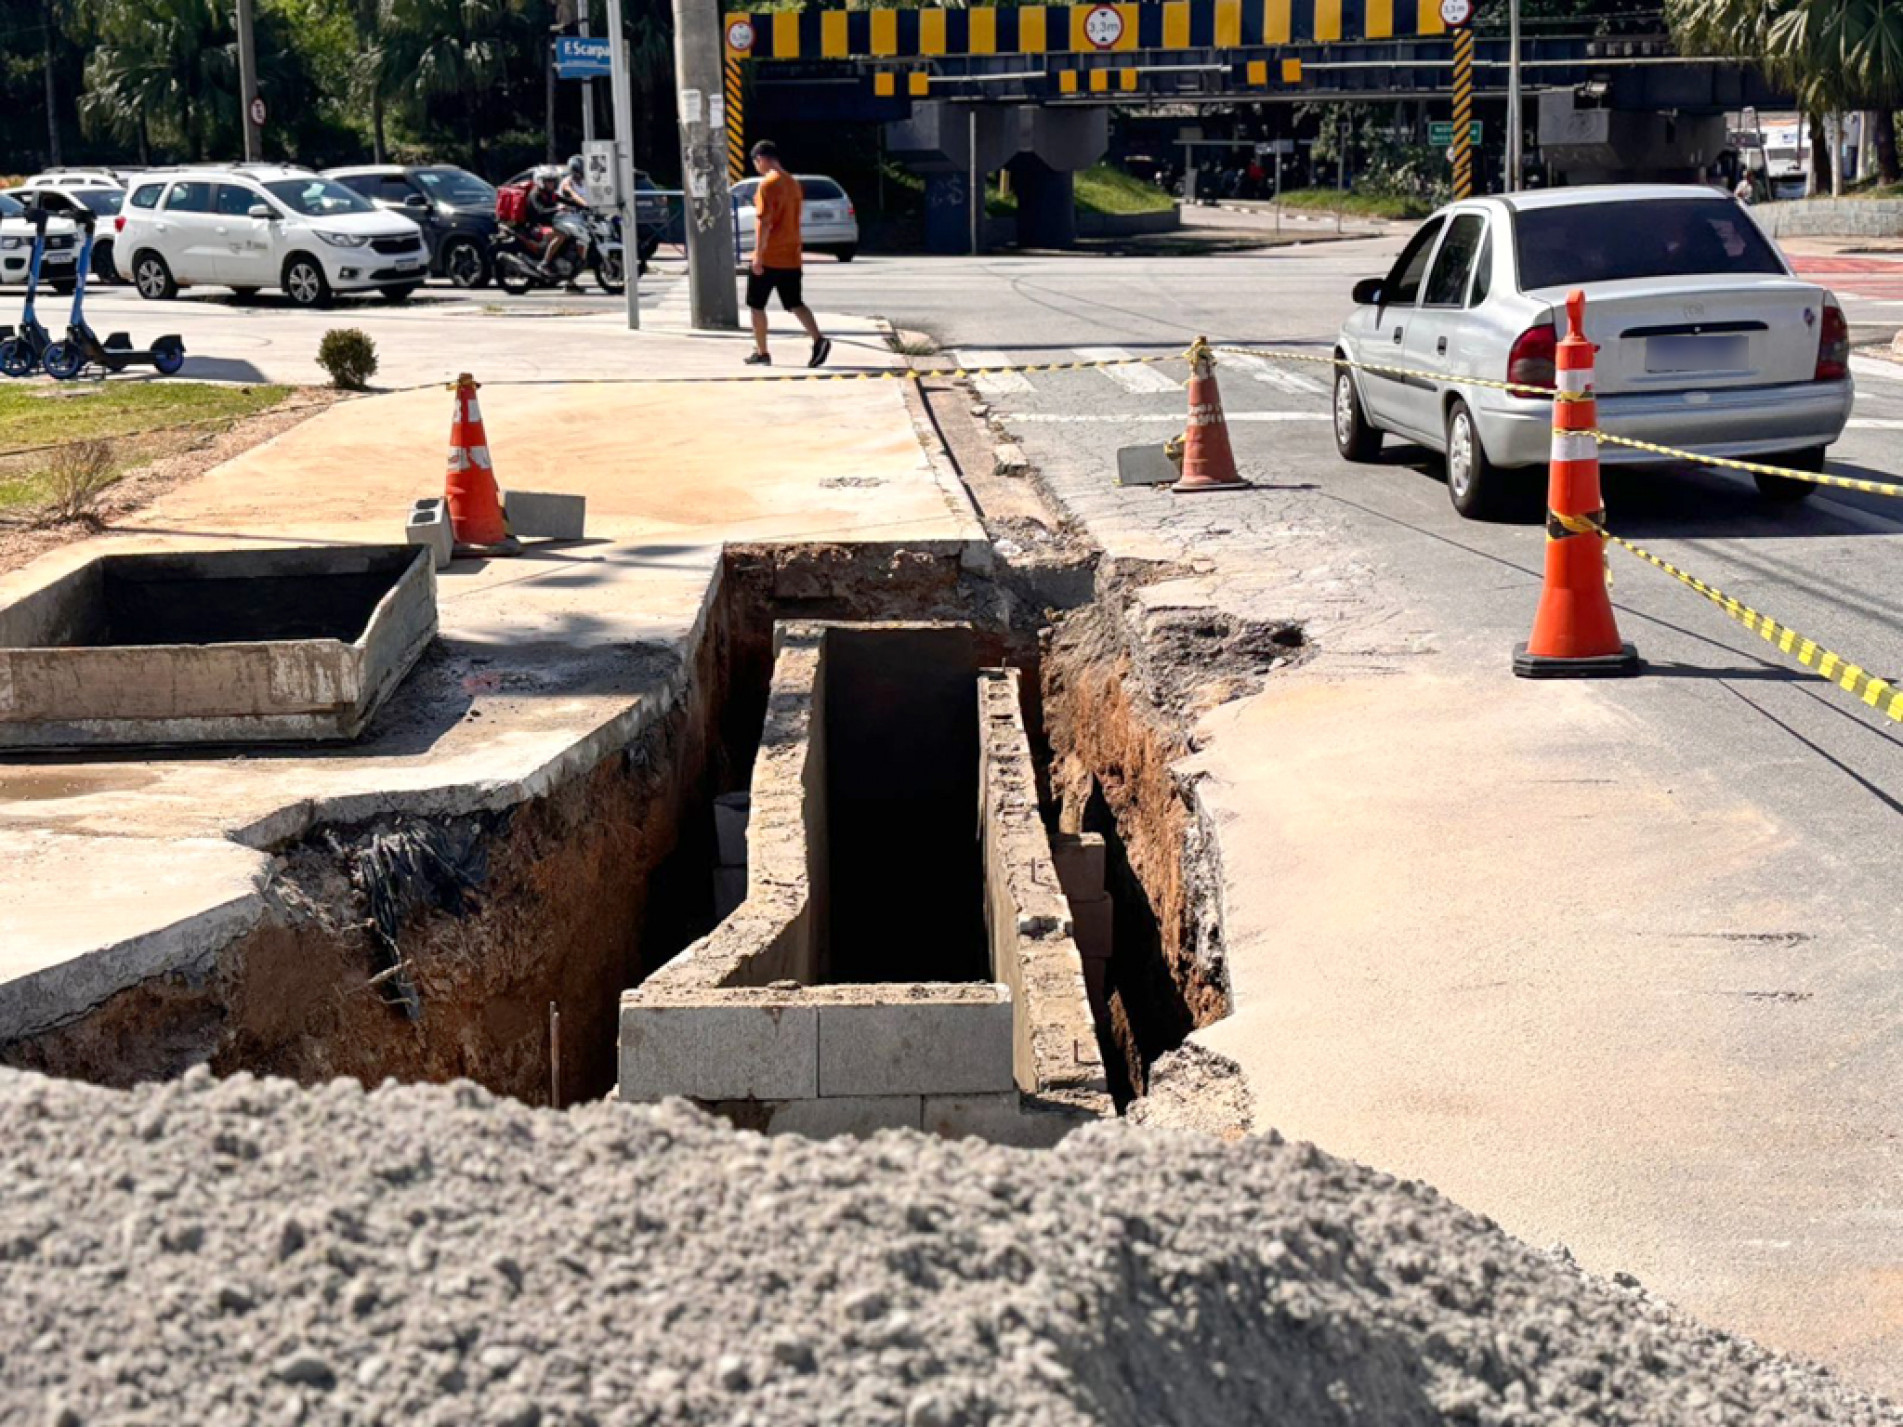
{"left": 1567, "top": 512, "right": 1903, "bottom": 725}
{"left": 1591, "top": 431, "right": 1903, "bottom": 500}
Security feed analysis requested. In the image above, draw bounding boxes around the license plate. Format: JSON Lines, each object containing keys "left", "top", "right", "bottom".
{"left": 1646, "top": 333, "right": 1747, "bottom": 373}
{"left": 395, "top": 258, "right": 421, "bottom": 270}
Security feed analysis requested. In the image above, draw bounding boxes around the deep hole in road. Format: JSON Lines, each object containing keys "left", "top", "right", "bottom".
{"left": 3, "top": 539, "right": 1274, "bottom": 1122}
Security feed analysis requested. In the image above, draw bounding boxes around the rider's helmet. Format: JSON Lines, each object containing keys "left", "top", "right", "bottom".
{"left": 567, "top": 155, "right": 584, "bottom": 179}
{"left": 534, "top": 165, "right": 562, "bottom": 188}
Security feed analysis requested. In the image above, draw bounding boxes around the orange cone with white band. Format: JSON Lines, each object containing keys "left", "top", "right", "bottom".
{"left": 1171, "top": 336, "right": 1249, "bottom": 493}
{"left": 444, "top": 373, "right": 515, "bottom": 552}
{"left": 1513, "top": 291, "right": 1638, "bottom": 678}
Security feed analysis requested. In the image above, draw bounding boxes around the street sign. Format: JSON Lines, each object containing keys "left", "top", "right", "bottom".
{"left": 1428, "top": 120, "right": 1482, "bottom": 146}
{"left": 725, "top": 18, "right": 755, "bottom": 52}
{"left": 1083, "top": 4, "right": 1125, "bottom": 48}
{"left": 582, "top": 139, "right": 621, "bottom": 207}
{"left": 555, "top": 36, "right": 612, "bottom": 80}
{"left": 1439, "top": 0, "right": 1476, "bottom": 28}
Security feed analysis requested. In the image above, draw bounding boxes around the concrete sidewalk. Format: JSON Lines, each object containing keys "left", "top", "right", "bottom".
{"left": 0, "top": 335, "right": 980, "bottom": 1039}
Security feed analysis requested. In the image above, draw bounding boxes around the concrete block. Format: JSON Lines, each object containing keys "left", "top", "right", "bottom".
{"left": 769, "top": 1095, "right": 923, "bottom": 1138}
{"left": 1050, "top": 832, "right": 1106, "bottom": 904}
{"left": 714, "top": 792, "right": 751, "bottom": 867}
{"left": 1069, "top": 897, "right": 1113, "bottom": 966}
{"left": 923, "top": 1093, "right": 1081, "bottom": 1148}
{"left": 817, "top": 996, "right": 1015, "bottom": 1097}
{"left": 500, "top": 489, "right": 586, "bottom": 541}
{"left": 405, "top": 499, "right": 452, "bottom": 572}
{"left": 620, "top": 1001, "right": 816, "bottom": 1102}
{"left": 712, "top": 867, "right": 747, "bottom": 921}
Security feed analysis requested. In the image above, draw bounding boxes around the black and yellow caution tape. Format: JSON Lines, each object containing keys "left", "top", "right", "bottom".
{"left": 1591, "top": 430, "right": 1903, "bottom": 501}
{"left": 1562, "top": 510, "right": 1903, "bottom": 725}
{"left": 1213, "top": 343, "right": 1556, "bottom": 400}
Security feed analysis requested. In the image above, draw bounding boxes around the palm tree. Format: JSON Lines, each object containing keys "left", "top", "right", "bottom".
{"left": 1669, "top": 0, "right": 1901, "bottom": 184}
{"left": 81, "top": 0, "right": 239, "bottom": 161}
{"left": 378, "top": 0, "right": 524, "bottom": 168}
{"left": 350, "top": 0, "right": 390, "bottom": 163}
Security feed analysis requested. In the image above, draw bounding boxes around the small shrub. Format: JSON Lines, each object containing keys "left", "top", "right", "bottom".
{"left": 38, "top": 438, "right": 117, "bottom": 525}
{"left": 317, "top": 328, "right": 379, "bottom": 390}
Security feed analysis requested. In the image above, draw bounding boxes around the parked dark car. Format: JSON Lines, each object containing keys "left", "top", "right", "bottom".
{"left": 324, "top": 164, "right": 499, "bottom": 287}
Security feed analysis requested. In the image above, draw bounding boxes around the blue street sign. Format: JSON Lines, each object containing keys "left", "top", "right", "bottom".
{"left": 555, "top": 36, "right": 612, "bottom": 80}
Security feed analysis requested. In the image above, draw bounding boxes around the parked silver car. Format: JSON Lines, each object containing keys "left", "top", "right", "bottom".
{"left": 1333, "top": 184, "right": 1854, "bottom": 518}
{"left": 731, "top": 175, "right": 858, "bottom": 262}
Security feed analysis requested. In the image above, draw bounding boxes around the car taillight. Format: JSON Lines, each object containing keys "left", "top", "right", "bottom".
{"left": 1815, "top": 299, "right": 1848, "bottom": 381}
{"left": 1507, "top": 322, "right": 1557, "bottom": 394}
{"left": 113, "top": 215, "right": 125, "bottom": 232}
{"left": 847, "top": 204, "right": 856, "bottom": 218}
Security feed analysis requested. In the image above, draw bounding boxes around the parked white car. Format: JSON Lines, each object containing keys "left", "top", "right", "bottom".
{"left": 1334, "top": 184, "right": 1853, "bottom": 518}
{"left": 114, "top": 165, "right": 429, "bottom": 306}
{"left": 731, "top": 175, "right": 859, "bottom": 262}
{"left": 0, "top": 191, "right": 80, "bottom": 291}
{"left": 25, "top": 169, "right": 127, "bottom": 190}
{"left": 0, "top": 184, "right": 124, "bottom": 283}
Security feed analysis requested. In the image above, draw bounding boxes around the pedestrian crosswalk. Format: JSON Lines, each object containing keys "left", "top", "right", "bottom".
{"left": 951, "top": 345, "right": 1329, "bottom": 405}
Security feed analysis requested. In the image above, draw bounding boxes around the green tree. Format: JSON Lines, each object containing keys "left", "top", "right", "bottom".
{"left": 377, "top": 0, "right": 526, "bottom": 168}
{"left": 81, "top": 0, "right": 239, "bottom": 161}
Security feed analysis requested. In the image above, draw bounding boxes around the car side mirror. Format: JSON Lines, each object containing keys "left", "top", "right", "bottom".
{"left": 248, "top": 204, "right": 275, "bottom": 220}
{"left": 1352, "top": 277, "right": 1385, "bottom": 306}
{"left": 403, "top": 194, "right": 428, "bottom": 210}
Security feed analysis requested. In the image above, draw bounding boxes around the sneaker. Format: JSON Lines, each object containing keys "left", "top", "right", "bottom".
{"left": 744, "top": 351, "right": 772, "bottom": 366}
{"left": 807, "top": 336, "right": 832, "bottom": 368}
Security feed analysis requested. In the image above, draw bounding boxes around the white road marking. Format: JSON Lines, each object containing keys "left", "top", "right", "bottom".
{"left": 1071, "top": 346, "right": 1182, "bottom": 394}
{"left": 953, "top": 349, "right": 1033, "bottom": 395}
{"left": 1223, "top": 352, "right": 1327, "bottom": 394}
{"left": 1009, "top": 411, "right": 1329, "bottom": 424}
{"left": 1847, "top": 418, "right": 1903, "bottom": 429}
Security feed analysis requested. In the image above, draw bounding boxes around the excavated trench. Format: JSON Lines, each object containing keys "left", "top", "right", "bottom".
{"left": 3, "top": 541, "right": 1274, "bottom": 1122}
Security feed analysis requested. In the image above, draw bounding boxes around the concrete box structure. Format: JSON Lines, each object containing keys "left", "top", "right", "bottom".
{"left": 406, "top": 498, "right": 453, "bottom": 571}
{"left": 501, "top": 489, "right": 587, "bottom": 541}
{"left": 0, "top": 545, "right": 435, "bottom": 750}
{"left": 619, "top": 621, "right": 1111, "bottom": 1141}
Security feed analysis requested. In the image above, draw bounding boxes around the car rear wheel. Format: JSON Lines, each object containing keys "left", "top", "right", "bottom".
{"left": 1333, "top": 367, "right": 1382, "bottom": 462}
{"left": 443, "top": 238, "right": 489, "bottom": 289}
{"left": 1445, "top": 399, "right": 1514, "bottom": 520}
{"left": 133, "top": 251, "right": 177, "bottom": 300}
{"left": 283, "top": 255, "right": 331, "bottom": 308}
{"left": 1755, "top": 447, "right": 1823, "bottom": 503}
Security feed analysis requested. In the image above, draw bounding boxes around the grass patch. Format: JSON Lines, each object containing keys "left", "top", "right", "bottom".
{"left": 0, "top": 381, "right": 289, "bottom": 514}
{"left": 1275, "top": 187, "right": 1433, "bottom": 220}
{"left": 986, "top": 163, "right": 1177, "bottom": 219}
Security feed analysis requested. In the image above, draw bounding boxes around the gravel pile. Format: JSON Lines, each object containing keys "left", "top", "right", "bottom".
{"left": 2, "top": 1066, "right": 1895, "bottom": 1427}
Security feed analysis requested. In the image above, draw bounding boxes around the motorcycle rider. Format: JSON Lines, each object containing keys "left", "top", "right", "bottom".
{"left": 560, "top": 155, "right": 590, "bottom": 209}
{"left": 525, "top": 165, "right": 582, "bottom": 290}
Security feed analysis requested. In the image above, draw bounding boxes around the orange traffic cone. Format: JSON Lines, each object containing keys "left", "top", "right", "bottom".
{"left": 444, "top": 373, "right": 517, "bottom": 554}
{"left": 1171, "top": 337, "right": 1249, "bottom": 494}
{"left": 1513, "top": 292, "right": 1639, "bottom": 678}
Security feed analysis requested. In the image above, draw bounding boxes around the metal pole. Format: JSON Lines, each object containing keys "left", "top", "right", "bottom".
{"left": 671, "top": 0, "right": 739, "bottom": 329}
{"left": 236, "top": 0, "right": 262, "bottom": 161}
{"left": 969, "top": 107, "right": 980, "bottom": 256}
{"left": 1506, "top": 0, "right": 1522, "bottom": 191}
{"left": 579, "top": 7, "right": 596, "bottom": 145}
{"left": 604, "top": 0, "right": 641, "bottom": 328}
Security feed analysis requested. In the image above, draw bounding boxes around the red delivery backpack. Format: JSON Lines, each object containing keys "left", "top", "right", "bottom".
{"left": 495, "top": 181, "right": 531, "bottom": 225}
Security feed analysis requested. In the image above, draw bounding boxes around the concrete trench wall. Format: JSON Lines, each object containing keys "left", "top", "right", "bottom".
{"left": 620, "top": 620, "right": 1111, "bottom": 1142}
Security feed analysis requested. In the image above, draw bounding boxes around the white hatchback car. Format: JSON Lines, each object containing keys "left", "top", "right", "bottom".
{"left": 1334, "top": 184, "right": 1853, "bottom": 518}
{"left": 731, "top": 175, "right": 859, "bottom": 261}
{"left": 115, "top": 165, "right": 429, "bottom": 306}
{"left": 0, "top": 191, "right": 80, "bottom": 290}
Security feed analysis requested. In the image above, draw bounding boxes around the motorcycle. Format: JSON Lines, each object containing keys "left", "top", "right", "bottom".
{"left": 494, "top": 207, "right": 627, "bottom": 294}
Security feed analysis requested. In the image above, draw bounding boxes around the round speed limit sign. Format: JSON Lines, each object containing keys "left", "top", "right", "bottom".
{"left": 1439, "top": 0, "right": 1475, "bottom": 27}
{"left": 725, "top": 18, "right": 755, "bottom": 51}
{"left": 1083, "top": 4, "right": 1125, "bottom": 48}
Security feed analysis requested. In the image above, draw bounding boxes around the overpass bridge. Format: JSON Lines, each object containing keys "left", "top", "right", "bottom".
{"left": 721, "top": 1, "right": 1784, "bottom": 248}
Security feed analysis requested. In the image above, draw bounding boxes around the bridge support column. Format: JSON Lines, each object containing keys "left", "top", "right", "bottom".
{"left": 1010, "top": 156, "right": 1076, "bottom": 248}
{"left": 923, "top": 172, "right": 975, "bottom": 254}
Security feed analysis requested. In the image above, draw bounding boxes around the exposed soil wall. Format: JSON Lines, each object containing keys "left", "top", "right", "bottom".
{"left": 1041, "top": 588, "right": 1233, "bottom": 1100}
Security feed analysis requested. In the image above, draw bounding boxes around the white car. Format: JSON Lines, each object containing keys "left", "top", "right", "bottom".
{"left": 25, "top": 169, "right": 127, "bottom": 190}
{"left": 1334, "top": 184, "right": 1853, "bottom": 518}
{"left": 114, "top": 165, "right": 430, "bottom": 306}
{"left": 0, "top": 191, "right": 80, "bottom": 291}
{"left": 0, "top": 184, "right": 124, "bottom": 283}
{"left": 731, "top": 175, "right": 858, "bottom": 262}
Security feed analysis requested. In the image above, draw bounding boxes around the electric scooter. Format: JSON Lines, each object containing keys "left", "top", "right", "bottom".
{"left": 0, "top": 206, "right": 56, "bottom": 378}
{"left": 42, "top": 214, "right": 184, "bottom": 380}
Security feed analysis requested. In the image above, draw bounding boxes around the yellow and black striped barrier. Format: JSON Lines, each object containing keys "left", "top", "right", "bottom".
{"left": 724, "top": 56, "right": 746, "bottom": 182}
{"left": 1451, "top": 27, "right": 1476, "bottom": 199}
{"left": 723, "top": 0, "right": 1453, "bottom": 64}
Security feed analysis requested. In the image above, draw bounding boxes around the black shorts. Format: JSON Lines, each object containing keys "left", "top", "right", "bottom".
{"left": 746, "top": 266, "right": 804, "bottom": 311}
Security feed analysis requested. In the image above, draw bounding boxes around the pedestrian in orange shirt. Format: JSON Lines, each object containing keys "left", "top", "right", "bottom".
{"left": 744, "top": 140, "right": 831, "bottom": 368}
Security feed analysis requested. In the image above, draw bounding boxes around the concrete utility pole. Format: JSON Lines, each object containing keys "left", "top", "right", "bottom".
{"left": 604, "top": 0, "right": 642, "bottom": 329}
{"left": 1506, "top": 0, "right": 1523, "bottom": 191}
{"left": 236, "top": 0, "right": 262, "bottom": 161}
{"left": 671, "top": 0, "right": 739, "bottom": 329}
